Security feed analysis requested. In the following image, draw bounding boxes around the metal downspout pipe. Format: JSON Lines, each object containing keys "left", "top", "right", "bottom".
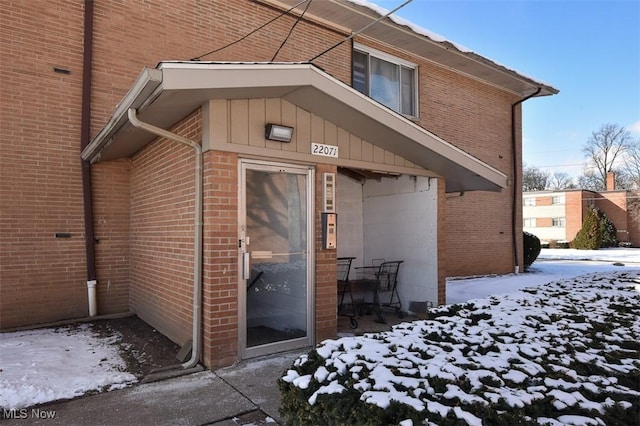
{"left": 80, "top": 0, "right": 98, "bottom": 316}
{"left": 127, "top": 108, "right": 203, "bottom": 369}
{"left": 511, "top": 87, "right": 541, "bottom": 274}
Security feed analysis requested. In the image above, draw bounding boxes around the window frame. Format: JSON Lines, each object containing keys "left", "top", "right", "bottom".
{"left": 552, "top": 217, "right": 566, "bottom": 227}
{"left": 551, "top": 195, "right": 565, "bottom": 205}
{"left": 524, "top": 218, "right": 536, "bottom": 228}
{"left": 353, "top": 43, "right": 419, "bottom": 118}
{"left": 524, "top": 197, "right": 536, "bottom": 206}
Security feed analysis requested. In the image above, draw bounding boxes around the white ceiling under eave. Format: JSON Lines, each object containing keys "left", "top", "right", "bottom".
{"left": 82, "top": 62, "right": 508, "bottom": 193}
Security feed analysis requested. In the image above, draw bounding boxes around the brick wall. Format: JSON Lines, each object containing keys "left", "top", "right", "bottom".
{"left": 537, "top": 196, "right": 553, "bottom": 206}
{"left": 0, "top": 0, "right": 349, "bottom": 329}
{"left": 129, "top": 110, "right": 202, "bottom": 346}
{"left": 565, "top": 191, "right": 585, "bottom": 242}
{"left": 202, "top": 150, "right": 239, "bottom": 369}
{"left": 356, "top": 36, "right": 522, "bottom": 276}
{"left": 0, "top": 1, "right": 88, "bottom": 328}
{"left": 593, "top": 191, "right": 630, "bottom": 245}
{"left": 92, "top": 159, "right": 131, "bottom": 314}
{"left": 425, "top": 65, "right": 521, "bottom": 276}
{"left": 315, "top": 164, "right": 339, "bottom": 343}
{"left": 2, "top": 0, "right": 528, "bottom": 329}
{"left": 536, "top": 218, "right": 553, "bottom": 228}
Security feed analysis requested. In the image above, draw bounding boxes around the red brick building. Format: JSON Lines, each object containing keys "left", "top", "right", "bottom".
{"left": 524, "top": 188, "right": 640, "bottom": 247}
{"left": 1, "top": 0, "right": 557, "bottom": 368}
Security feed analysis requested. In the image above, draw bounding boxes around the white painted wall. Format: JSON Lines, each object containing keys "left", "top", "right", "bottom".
{"left": 337, "top": 174, "right": 364, "bottom": 275}
{"left": 336, "top": 174, "right": 439, "bottom": 310}
{"left": 523, "top": 192, "right": 568, "bottom": 242}
{"left": 523, "top": 225, "right": 566, "bottom": 242}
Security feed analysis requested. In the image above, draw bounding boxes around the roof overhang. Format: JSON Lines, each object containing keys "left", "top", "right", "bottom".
{"left": 82, "top": 62, "right": 508, "bottom": 193}
{"left": 261, "top": 0, "right": 558, "bottom": 98}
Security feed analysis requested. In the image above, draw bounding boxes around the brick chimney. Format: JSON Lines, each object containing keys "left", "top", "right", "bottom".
{"left": 606, "top": 171, "right": 615, "bottom": 191}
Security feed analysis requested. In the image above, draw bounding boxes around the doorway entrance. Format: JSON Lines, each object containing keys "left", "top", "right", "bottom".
{"left": 239, "top": 160, "right": 314, "bottom": 358}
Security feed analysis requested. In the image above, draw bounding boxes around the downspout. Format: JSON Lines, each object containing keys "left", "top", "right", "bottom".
{"left": 80, "top": 0, "right": 97, "bottom": 316}
{"left": 127, "top": 108, "right": 203, "bottom": 369}
{"left": 511, "top": 87, "right": 541, "bottom": 274}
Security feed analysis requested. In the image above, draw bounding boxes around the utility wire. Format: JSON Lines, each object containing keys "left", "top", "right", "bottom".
{"left": 271, "top": 0, "right": 313, "bottom": 62}
{"left": 190, "top": 0, "right": 310, "bottom": 61}
{"left": 307, "top": 0, "right": 413, "bottom": 63}
{"left": 524, "top": 193, "right": 640, "bottom": 199}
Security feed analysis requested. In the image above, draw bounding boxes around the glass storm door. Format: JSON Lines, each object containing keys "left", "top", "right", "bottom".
{"left": 239, "top": 160, "right": 314, "bottom": 358}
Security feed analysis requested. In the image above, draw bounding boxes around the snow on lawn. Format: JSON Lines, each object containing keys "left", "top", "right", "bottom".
{"left": 447, "top": 248, "right": 640, "bottom": 304}
{"left": 0, "top": 324, "right": 136, "bottom": 410}
{"left": 538, "top": 247, "right": 640, "bottom": 263}
{"left": 282, "top": 270, "right": 640, "bottom": 425}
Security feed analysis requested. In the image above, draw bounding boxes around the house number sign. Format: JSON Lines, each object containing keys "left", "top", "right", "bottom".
{"left": 311, "top": 142, "right": 338, "bottom": 158}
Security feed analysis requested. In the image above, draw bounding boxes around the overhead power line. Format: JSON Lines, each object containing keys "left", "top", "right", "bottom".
{"left": 307, "top": 0, "right": 413, "bottom": 62}
{"left": 271, "top": 0, "right": 313, "bottom": 61}
{"left": 190, "top": 0, "right": 310, "bottom": 61}
{"left": 536, "top": 163, "right": 585, "bottom": 168}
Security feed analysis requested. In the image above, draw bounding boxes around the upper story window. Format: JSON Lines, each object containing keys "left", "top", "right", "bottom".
{"left": 353, "top": 44, "right": 417, "bottom": 117}
{"left": 551, "top": 195, "right": 565, "bottom": 205}
{"left": 524, "top": 218, "right": 536, "bottom": 227}
{"left": 552, "top": 217, "right": 566, "bottom": 227}
{"left": 524, "top": 197, "right": 536, "bottom": 206}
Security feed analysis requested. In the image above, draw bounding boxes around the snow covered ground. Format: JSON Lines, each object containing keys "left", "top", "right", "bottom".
{"left": 447, "top": 247, "right": 640, "bottom": 304}
{"left": 1, "top": 248, "right": 639, "bottom": 414}
{"left": 0, "top": 324, "right": 136, "bottom": 410}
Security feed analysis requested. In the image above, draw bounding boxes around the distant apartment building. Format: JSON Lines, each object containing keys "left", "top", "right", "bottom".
{"left": 523, "top": 177, "right": 639, "bottom": 247}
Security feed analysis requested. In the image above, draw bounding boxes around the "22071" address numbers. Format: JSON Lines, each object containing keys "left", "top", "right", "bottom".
{"left": 311, "top": 142, "right": 338, "bottom": 158}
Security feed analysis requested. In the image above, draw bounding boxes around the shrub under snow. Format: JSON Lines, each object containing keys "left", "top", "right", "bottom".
{"left": 280, "top": 271, "right": 640, "bottom": 425}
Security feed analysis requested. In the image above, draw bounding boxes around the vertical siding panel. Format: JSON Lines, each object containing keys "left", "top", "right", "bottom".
{"left": 349, "top": 134, "right": 362, "bottom": 161}
{"left": 324, "top": 121, "right": 338, "bottom": 148}
{"left": 373, "top": 145, "right": 385, "bottom": 164}
{"left": 337, "top": 127, "right": 349, "bottom": 160}
{"left": 361, "top": 140, "right": 374, "bottom": 162}
{"left": 265, "top": 98, "right": 283, "bottom": 151}
{"left": 310, "top": 114, "right": 324, "bottom": 146}
{"left": 384, "top": 150, "right": 395, "bottom": 165}
{"left": 281, "top": 100, "right": 297, "bottom": 152}
{"left": 211, "top": 100, "right": 228, "bottom": 146}
{"left": 230, "top": 100, "right": 249, "bottom": 145}
{"left": 248, "top": 99, "right": 266, "bottom": 148}
{"left": 295, "top": 107, "right": 311, "bottom": 155}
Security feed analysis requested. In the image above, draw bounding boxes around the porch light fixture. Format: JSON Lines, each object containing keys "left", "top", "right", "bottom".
{"left": 265, "top": 123, "right": 293, "bottom": 142}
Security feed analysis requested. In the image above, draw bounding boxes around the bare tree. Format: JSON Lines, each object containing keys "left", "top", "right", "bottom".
{"left": 621, "top": 139, "right": 640, "bottom": 190}
{"left": 577, "top": 169, "right": 603, "bottom": 191}
{"left": 629, "top": 197, "right": 640, "bottom": 224}
{"left": 581, "top": 123, "right": 633, "bottom": 189}
{"left": 548, "top": 172, "right": 575, "bottom": 190}
{"left": 522, "top": 163, "right": 549, "bottom": 191}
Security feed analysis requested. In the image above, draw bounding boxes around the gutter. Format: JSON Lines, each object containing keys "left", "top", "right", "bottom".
{"left": 127, "top": 108, "right": 203, "bottom": 369}
{"left": 80, "top": 0, "right": 97, "bottom": 315}
{"left": 511, "top": 87, "right": 541, "bottom": 273}
{"left": 81, "top": 68, "right": 162, "bottom": 163}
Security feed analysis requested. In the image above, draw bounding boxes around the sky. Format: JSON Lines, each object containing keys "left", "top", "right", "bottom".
{"left": 371, "top": 0, "right": 640, "bottom": 179}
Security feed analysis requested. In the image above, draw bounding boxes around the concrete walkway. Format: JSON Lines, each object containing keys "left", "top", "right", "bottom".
{"left": 2, "top": 350, "right": 307, "bottom": 426}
